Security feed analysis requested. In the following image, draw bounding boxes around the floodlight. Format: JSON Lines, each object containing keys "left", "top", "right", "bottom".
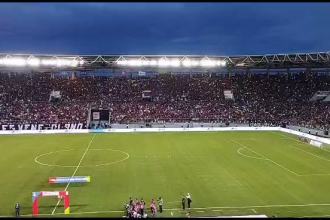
{"left": 170, "top": 59, "right": 180, "bottom": 67}
{"left": 128, "top": 60, "right": 142, "bottom": 66}
{"left": 41, "top": 59, "right": 57, "bottom": 66}
{"left": 182, "top": 60, "right": 192, "bottom": 67}
{"left": 117, "top": 60, "right": 127, "bottom": 65}
{"left": 158, "top": 59, "right": 169, "bottom": 67}
{"left": 56, "top": 59, "right": 71, "bottom": 67}
{"left": 149, "top": 60, "right": 157, "bottom": 66}
{"left": 221, "top": 61, "right": 227, "bottom": 66}
{"left": 71, "top": 60, "right": 79, "bottom": 67}
{"left": 79, "top": 60, "right": 84, "bottom": 65}
{"left": 0, "top": 59, "right": 3, "bottom": 65}
{"left": 200, "top": 60, "right": 216, "bottom": 67}
{"left": 142, "top": 60, "right": 150, "bottom": 66}
{"left": 192, "top": 61, "right": 199, "bottom": 66}
{"left": 4, "top": 58, "right": 26, "bottom": 66}
{"left": 27, "top": 58, "right": 40, "bottom": 66}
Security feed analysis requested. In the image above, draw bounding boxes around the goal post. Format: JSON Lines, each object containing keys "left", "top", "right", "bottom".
{"left": 32, "top": 191, "right": 70, "bottom": 215}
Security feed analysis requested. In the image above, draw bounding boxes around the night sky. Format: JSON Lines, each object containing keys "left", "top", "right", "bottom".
{"left": 0, "top": 3, "right": 329, "bottom": 56}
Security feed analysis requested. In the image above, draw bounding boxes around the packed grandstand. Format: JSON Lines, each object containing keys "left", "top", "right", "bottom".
{"left": 0, "top": 62, "right": 329, "bottom": 132}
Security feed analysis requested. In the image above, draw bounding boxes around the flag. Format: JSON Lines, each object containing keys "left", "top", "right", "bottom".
{"left": 142, "top": 90, "right": 152, "bottom": 98}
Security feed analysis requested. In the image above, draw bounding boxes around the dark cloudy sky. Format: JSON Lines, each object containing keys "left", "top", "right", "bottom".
{"left": 0, "top": 3, "right": 329, "bottom": 56}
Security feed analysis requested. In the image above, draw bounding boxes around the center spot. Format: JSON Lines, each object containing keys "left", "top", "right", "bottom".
{"left": 35, "top": 149, "right": 129, "bottom": 168}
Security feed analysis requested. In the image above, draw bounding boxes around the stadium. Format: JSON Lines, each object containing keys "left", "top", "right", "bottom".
{"left": 1, "top": 51, "right": 330, "bottom": 218}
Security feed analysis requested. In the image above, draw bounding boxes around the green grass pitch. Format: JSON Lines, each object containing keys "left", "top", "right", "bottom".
{"left": 1, "top": 131, "right": 330, "bottom": 218}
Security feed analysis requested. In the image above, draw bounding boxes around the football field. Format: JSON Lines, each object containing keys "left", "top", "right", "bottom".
{"left": 1, "top": 131, "right": 330, "bottom": 218}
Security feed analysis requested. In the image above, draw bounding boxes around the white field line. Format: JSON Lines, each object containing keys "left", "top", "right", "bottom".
{"left": 270, "top": 131, "right": 330, "bottom": 153}
{"left": 231, "top": 139, "right": 299, "bottom": 176}
{"left": 251, "top": 209, "right": 257, "bottom": 213}
{"left": 8, "top": 203, "right": 330, "bottom": 217}
{"left": 288, "top": 145, "right": 330, "bottom": 162}
{"left": 237, "top": 148, "right": 267, "bottom": 160}
{"left": 51, "top": 134, "right": 96, "bottom": 215}
{"left": 271, "top": 132, "right": 330, "bottom": 176}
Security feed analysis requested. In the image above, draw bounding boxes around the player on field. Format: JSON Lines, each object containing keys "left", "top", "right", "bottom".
{"left": 158, "top": 197, "right": 163, "bottom": 213}
{"left": 140, "top": 198, "right": 145, "bottom": 216}
{"left": 150, "top": 199, "right": 157, "bottom": 218}
{"left": 186, "top": 193, "right": 192, "bottom": 210}
{"left": 15, "top": 202, "right": 20, "bottom": 217}
{"left": 182, "top": 195, "right": 186, "bottom": 211}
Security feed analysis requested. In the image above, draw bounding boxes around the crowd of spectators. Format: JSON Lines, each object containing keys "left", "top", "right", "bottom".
{"left": 0, "top": 72, "right": 329, "bottom": 130}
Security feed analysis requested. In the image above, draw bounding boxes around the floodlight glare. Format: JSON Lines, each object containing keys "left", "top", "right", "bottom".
{"left": 221, "top": 61, "right": 227, "bottom": 66}
{"left": 79, "top": 60, "right": 84, "bottom": 65}
{"left": 56, "top": 59, "right": 71, "bottom": 67}
{"left": 71, "top": 60, "right": 79, "bottom": 67}
{"left": 0, "top": 59, "right": 3, "bottom": 65}
{"left": 4, "top": 58, "right": 26, "bottom": 66}
{"left": 117, "top": 60, "right": 127, "bottom": 65}
{"left": 142, "top": 60, "right": 150, "bottom": 66}
{"left": 192, "top": 61, "right": 199, "bottom": 66}
{"left": 158, "top": 60, "right": 169, "bottom": 67}
{"left": 41, "top": 59, "right": 57, "bottom": 66}
{"left": 27, "top": 58, "right": 40, "bottom": 66}
{"left": 149, "top": 60, "right": 157, "bottom": 66}
{"left": 201, "top": 60, "right": 216, "bottom": 67}
{"left": 170, "top": 59, "right": 180, "bottom": 67}
{"left": 182, "top": 60, "right": 192, "bottom": 67}
{"left": 128, "top": 60, "right": 142, "bottom": 66}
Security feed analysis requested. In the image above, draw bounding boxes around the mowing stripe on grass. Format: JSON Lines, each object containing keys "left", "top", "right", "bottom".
{"left": 231, "top": 139, "right": 299, "bottom": 176}
{"left": 51, "top": 134, "right": 97, "bottom": 215}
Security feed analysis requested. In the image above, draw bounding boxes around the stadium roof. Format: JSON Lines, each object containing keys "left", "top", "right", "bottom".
{"left": 0, "top": 52, "right": 330, "bottom": 72}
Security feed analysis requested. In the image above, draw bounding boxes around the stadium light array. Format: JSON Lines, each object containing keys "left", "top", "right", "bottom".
{"left": 2, "top": 58, "right": 27, "bottom": 66}
{"left": 0, "top": 57, "right": 83, "bottom": 67}
{"left": 116, "top": 58, "right": 226, "bottom": 68}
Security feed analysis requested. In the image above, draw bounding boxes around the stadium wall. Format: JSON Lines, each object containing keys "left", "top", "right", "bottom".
{"left": 0, "top": 127, "right": 329, "bottom": 145}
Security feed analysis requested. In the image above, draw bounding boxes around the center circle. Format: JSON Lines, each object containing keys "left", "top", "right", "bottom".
{"left": 35, "top": 149, "right": 130, "bottom": 168}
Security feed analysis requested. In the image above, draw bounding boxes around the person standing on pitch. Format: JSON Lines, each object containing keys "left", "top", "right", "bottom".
{"left": 15, "top": 202, "right": 20, "bottom": 218}
{"left": 186, "top": 193, "right": 192, "bottom": 210}
{"left": 158, "top": 197, "right": 163, "bottom": 213}
{"left": 182, "top": 195, "right": 186, "bottom": 211}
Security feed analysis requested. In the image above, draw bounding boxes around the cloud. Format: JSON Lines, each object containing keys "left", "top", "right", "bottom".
{"left": 0, "top": 3, "right": 329, "bottom": 55}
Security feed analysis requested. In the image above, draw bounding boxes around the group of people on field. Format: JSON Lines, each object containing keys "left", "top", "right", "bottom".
{"left": 124, "top": 194, "right": 192, "bottom": 218}
{"left": 125, "top": 197, "right": 163, "bottom": 218}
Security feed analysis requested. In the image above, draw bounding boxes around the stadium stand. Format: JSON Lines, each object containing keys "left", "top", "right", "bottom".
{"left": 0, "top": 71, "right": 329, "bottom": 132}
